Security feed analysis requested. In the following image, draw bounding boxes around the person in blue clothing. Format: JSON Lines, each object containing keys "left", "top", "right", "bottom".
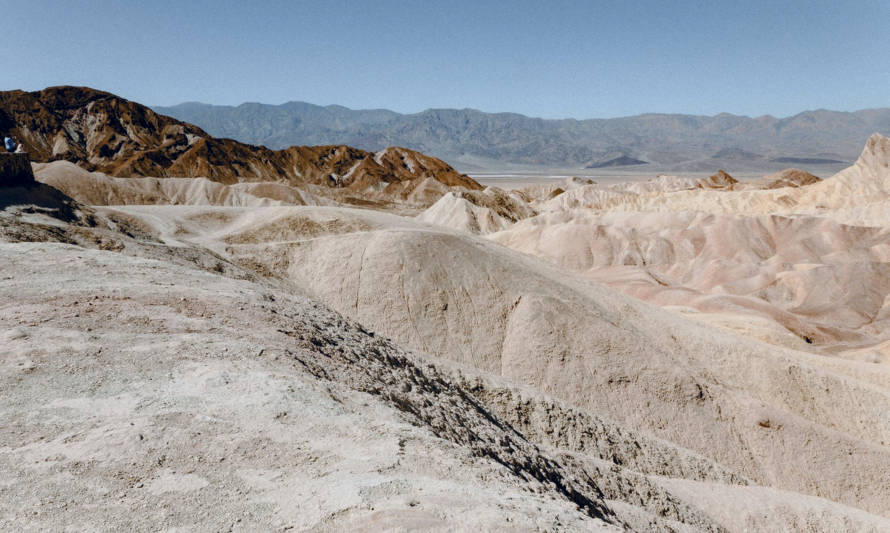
{"left": 4, "top": 136, "right": 15, "bottom": 153}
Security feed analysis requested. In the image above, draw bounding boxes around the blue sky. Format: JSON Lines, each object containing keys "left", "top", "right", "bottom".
{"left": 2, "top": 0, "right": 888, "bottom": 118}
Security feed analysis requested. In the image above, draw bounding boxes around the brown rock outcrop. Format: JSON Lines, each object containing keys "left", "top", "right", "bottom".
{"left": 697, "top": 169, "right": 739, "bottom": 190}
{"left": 0, "top": 86, "right": 481, "bottom": 195}
{"left": 760, "top": 168, "right": 821, "bottom": 189}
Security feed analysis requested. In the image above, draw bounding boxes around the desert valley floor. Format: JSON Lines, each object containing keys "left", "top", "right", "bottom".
{"left": 3, "top": 90, "right": 890, "bottom": 531}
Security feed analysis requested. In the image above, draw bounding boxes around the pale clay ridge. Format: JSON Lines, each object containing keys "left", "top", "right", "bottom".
{"left": 416, "top": 187, "right": 536, "bottom": 234}
{"left": 3, "top": 134, "right": 890, "bottom": 530}
{"left": 33, "top": 160, "right": 317, "bottom": 207}
{"left": 488, "top": 210, "right": 890, "bottom": 353}
{"left": 536, "top": 133, "right": 890, "bottom": 225}
{"left": 32, "top": 158, "right": 470, "bottom": 211}
{"left": 419, "top": 133, "right": 890, "bottom": 358}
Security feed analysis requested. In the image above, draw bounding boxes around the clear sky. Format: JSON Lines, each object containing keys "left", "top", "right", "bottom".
{"left": 3, "top": 0, "right": 888, "bottom": 119}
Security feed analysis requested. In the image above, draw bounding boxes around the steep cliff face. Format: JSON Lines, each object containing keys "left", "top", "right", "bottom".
{"left": 0, "top": 86, "right": 481, "bottom": 194}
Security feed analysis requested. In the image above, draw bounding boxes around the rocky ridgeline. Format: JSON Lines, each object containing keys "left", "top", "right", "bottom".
{"left": 0, "top": 153, "right": 34, "bottom": 187}
{"left": 0, "top": 87, "right": 481, "bottom": 202}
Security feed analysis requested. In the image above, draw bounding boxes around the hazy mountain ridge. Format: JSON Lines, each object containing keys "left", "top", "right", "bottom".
{"left": 155, "top": 101, "right": 890, "bottom": 169}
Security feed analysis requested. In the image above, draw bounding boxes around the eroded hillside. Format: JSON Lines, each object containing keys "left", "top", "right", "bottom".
{"left": 4, "top": 92, "right": 890, "bottom": 531}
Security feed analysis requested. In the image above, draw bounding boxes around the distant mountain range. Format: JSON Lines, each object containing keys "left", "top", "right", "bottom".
{"left": 154, "top": 101, "right": 890, "bottom": 171}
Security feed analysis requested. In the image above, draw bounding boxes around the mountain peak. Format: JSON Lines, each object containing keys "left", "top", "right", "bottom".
{"left": 858, "top": 133, "right": 890, "bottom": 169}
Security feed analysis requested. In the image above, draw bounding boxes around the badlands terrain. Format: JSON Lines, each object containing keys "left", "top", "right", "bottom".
{"left": 3, "top": 87, "right": 890, "bottom": 531}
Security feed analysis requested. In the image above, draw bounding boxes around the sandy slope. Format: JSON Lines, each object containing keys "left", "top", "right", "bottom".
{"left": 0, "top": 242, "right": 619, "bottom": 532}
